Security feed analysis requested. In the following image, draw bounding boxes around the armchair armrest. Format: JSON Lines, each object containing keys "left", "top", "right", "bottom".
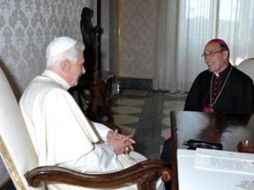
{"left": 25, "top": 159, "right": 171, "bottom": 190}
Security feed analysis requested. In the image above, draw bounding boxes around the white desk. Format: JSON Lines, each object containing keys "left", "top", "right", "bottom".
{"left": 177, "top": 149, "right": 254, "bottom": 190}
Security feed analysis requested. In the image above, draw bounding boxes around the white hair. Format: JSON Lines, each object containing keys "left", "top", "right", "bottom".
{"left": 45, "top": 36, "right": 85, "bottom": 67}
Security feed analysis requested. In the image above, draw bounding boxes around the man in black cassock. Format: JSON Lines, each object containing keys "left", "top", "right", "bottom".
{"left": 184, "top": 38, "right": 254, "bottom": 113}
{"left": 161, "top": 39, "right": 254, "bottom": 190}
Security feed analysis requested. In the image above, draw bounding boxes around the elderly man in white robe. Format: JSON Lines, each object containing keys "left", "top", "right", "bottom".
{"left": 19, "top": 36, "right": 164, "bottom": 190}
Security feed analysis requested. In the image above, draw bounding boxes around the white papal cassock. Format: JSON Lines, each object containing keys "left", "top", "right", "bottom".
{"left": 19, "top": 69, "right": 164, "bottom": 190}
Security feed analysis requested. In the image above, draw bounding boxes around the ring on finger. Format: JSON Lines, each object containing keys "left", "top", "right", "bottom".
{"left": 124, "top": 146, "right": 130, "bottom": 154}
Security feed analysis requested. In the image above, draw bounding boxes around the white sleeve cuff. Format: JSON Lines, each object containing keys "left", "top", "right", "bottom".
{"left": 92, "top": 122, "right": 112, "bottom": 142}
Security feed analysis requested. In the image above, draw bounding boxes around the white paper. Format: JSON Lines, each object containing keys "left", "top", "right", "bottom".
{"left": 195, "top": 148, "right": 254, "bottom": 175}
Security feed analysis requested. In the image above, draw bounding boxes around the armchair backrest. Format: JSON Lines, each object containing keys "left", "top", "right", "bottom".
{"left": 0, "top": 67, "right": 44, "bottom": 190}
{"left": 237, "top": 58, "right": 254, "bottom": 81}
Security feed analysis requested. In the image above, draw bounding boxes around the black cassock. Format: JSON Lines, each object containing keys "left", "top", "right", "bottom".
{"left": 184, "top": 65, "right": 254, "bottom": 114}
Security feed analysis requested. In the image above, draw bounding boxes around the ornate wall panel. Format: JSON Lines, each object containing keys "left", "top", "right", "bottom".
{"left": 120, "top": 0, "right": 157, "bottom": 79}
{"left": 0, "top": 0, "right": 92, "bottom": 97}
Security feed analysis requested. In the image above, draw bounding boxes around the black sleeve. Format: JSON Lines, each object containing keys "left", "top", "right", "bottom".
{"left": 236, "top": 77, "right": 254, "bottom": 113}
{"left": 184, "top": 76, "right": 203, "bottom": 111}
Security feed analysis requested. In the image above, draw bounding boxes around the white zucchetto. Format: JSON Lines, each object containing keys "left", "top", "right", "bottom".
{"left": 46, "top": 36, "right": 78, "bottom": 59}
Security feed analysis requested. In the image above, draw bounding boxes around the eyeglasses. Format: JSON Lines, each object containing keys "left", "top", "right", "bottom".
{"left": 201, "top": 50, "right": 223, "bottom": 58}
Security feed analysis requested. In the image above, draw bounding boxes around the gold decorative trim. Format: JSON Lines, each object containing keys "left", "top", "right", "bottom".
{"left": 0, "top": 136, "right": 26, "bottom": 190}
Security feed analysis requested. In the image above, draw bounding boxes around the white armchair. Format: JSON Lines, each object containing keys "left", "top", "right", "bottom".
{"left": 0, "top": 67, "right": 170, "bottom": 190}
{"left": 0, "top": 67, "right": 42, "bottom": 190}
{"left": 237, "top": 58, "right": 254, "bottom": 81}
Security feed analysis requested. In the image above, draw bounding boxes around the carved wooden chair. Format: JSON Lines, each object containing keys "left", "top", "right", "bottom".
{"left": 69, "top": 71, "right": 121, "bottom": 132}
{"left": 0, "top": 67, "right": 170, "bottom": 190}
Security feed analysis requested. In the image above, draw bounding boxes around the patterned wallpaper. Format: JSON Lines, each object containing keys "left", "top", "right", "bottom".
{"left": 0, "top": 0, "right": 93, "bottom": 98}
{"left": 120, "top": 0, "right": 157, "bottom": 79}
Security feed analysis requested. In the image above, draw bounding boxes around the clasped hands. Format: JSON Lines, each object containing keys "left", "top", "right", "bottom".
{"left": 107, "top": 130, "right": 135, "bottom": 155}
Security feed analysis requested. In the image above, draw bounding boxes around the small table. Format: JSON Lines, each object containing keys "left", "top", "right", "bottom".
{"left": 170, "top": 111, "right": 254, "bottom": 190}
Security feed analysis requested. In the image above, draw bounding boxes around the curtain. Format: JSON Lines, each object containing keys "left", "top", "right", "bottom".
{"left": 218, "top": 0, "right": 254, "bottom": 65}
{"left": 175, "top": 0, "right": 217, "bottom": 92}
{"left": 153, "top": 0, "right": 254, "bottom": 92}
{"left": 152, "top": 0, "right": 178, "bottom": 92}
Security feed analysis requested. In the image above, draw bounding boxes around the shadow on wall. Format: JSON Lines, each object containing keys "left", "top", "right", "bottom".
{"left": 0, "top": 58, "right": 21, "bottom": 100}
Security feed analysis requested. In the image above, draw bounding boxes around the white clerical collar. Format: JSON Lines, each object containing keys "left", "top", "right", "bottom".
{"left": 214, "top": 72, "right": 219, "bottom": 77}
{"left": 41, "top": 69, "right": 71, "bottom": 90}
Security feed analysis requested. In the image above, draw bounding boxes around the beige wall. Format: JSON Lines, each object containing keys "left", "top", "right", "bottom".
{"left": 0, "top": 0, "right": 93, "bottom": 98}
{"left": 119, "top": 0, "right": 157, "bottom": 79}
